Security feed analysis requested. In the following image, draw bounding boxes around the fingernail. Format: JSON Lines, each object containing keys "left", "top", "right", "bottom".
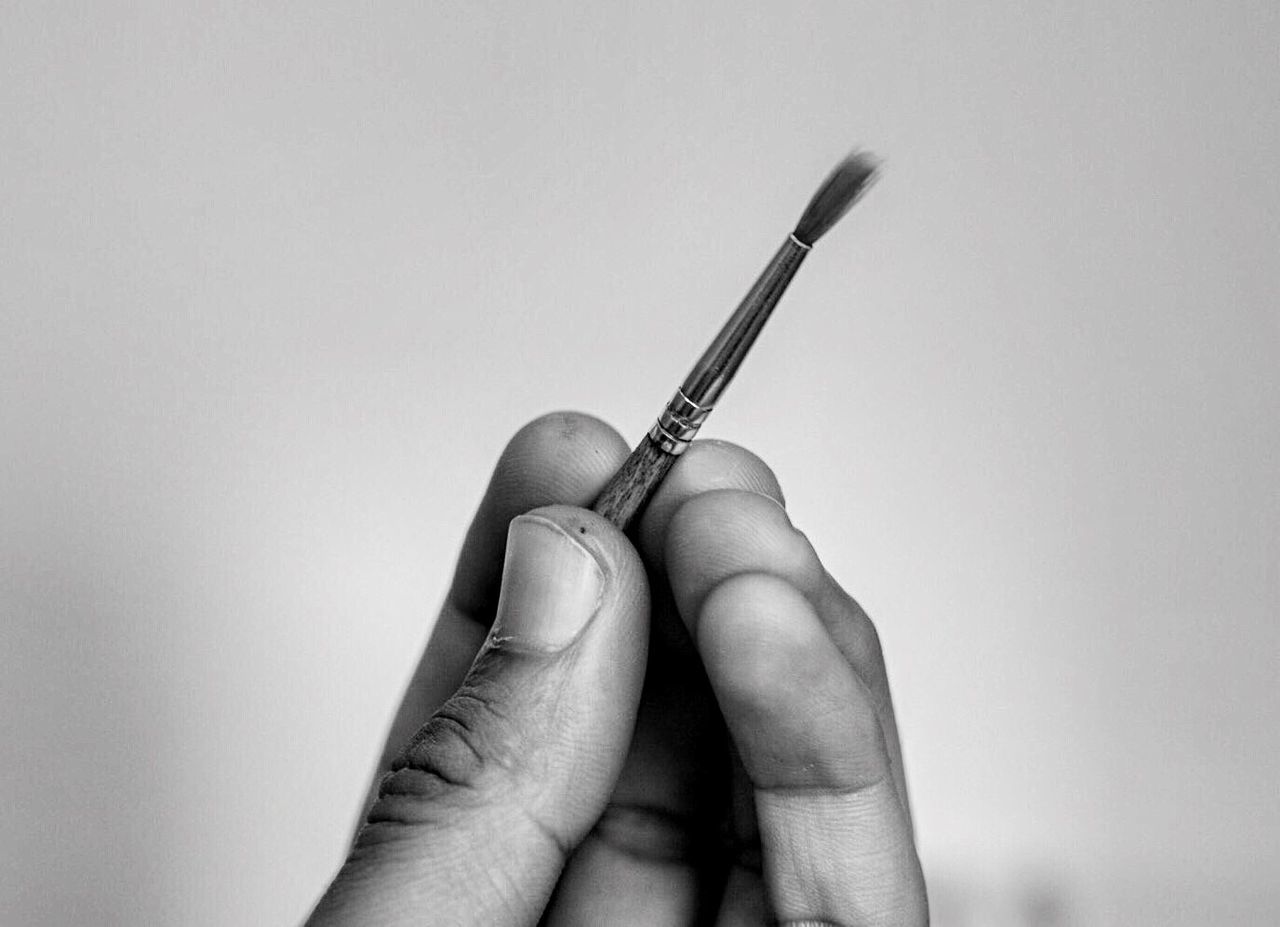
{"left": 490, "top": 515, "right": 605, "bottom": 652}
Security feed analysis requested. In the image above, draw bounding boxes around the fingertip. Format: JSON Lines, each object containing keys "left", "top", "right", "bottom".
{"left": 637, "top": 440, "right": 784, "bottom": 566}
{"left": 678, "top": 439, "right": 786, "bottom": 503}
{"left": 664, "top": 488, "right": 823, "bottom": 625}
{"left": 450, "top": 412, "right": 629, "bottom": 619}
{"left": 697, "top": 573, "right": 887, "bottom": 792}
{"left": 496, "top": 411, "right": 631, "bottom": 505}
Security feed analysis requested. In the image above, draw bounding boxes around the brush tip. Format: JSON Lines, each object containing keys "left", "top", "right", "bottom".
{"left": 792, "top": 150, "right": 880, "bottom": 247}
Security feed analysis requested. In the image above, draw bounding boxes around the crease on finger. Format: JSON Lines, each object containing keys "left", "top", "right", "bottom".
{"left": 590, "top": 801, "right": 718, "bottom": 865}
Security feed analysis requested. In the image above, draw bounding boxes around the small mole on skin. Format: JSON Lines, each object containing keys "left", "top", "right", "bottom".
{"left": 578, "top": 526, "right": 587, "bottom": 535}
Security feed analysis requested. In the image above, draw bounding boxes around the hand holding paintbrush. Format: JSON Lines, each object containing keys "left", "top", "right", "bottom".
{"left": 309, "top": 152, "right": 926, "bottom": 927}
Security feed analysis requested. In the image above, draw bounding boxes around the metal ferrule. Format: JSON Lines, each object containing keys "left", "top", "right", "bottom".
{"left": 647, "top": 234, "right": 809, "bottom": 456}
{"left": 648, "top": 387, "right": 713, "bottom": 455}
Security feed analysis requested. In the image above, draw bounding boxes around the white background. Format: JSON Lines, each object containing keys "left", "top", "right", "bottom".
{"left": 3, "top": 3, "right": 1277, "bottom": 924}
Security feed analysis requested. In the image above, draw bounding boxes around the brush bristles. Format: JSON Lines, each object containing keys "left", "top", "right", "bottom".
{"left": 792, "top": 151, "right": 880, "bottom": 247}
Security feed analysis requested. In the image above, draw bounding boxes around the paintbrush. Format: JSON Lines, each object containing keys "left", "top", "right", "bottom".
{"left": 591, "top": 151, "right": 880, "bottom": 529}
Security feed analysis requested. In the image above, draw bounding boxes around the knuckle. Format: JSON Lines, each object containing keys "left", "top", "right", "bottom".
{"left": 825, "top": 586, "right": 889, "bottom": 694}
{"left": 850, "top": 612, "right": 886, "bottom": 678}
{"left": 361, "top": 667, "right": 577, "bottom": 872}
{"left": 371, "top": 673, "right": 524, "bottom": 826}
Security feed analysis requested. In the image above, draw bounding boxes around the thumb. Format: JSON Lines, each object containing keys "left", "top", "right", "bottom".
{"left": 308, "top": 506, "right": 650, "bottom": 927}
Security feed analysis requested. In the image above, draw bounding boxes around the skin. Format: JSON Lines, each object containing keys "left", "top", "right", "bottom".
{"left": 307, "top": 411, "right": 927, "bottom": 926}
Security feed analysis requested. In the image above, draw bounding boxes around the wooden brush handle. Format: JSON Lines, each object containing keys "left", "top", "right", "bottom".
{"left": 591, "top": 437, "right": 677, "bottom": 530}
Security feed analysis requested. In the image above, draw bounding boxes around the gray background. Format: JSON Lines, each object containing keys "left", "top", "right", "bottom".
{"left": 2, "top": 3, "right": 1277, "bottom": 925}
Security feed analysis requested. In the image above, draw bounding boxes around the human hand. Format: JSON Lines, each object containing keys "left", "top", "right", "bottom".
{"left": 307, "top": 412, "right": 926, "bottom": 925}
